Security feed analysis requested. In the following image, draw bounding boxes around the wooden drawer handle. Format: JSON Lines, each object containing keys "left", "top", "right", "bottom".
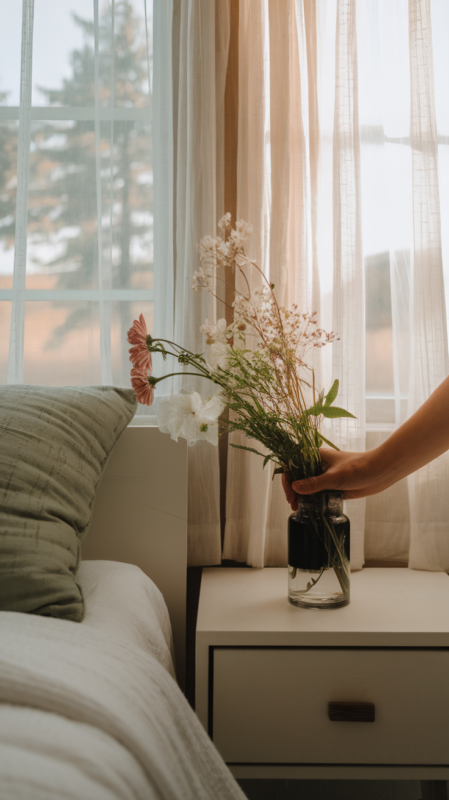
{"left": 328, "top": 702, "right": 375, "bottom": 722}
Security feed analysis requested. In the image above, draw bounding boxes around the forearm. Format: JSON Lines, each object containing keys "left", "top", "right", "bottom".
{"left": 371, "top": 376, "right": 449, "bottom": 483}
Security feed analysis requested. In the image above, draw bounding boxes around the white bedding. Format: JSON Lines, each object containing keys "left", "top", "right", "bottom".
{"left": 0, "top": 561, "right": 245, "bottom": 800}
{"left": 79, "top": 561, "right": 176, "bottom": 678}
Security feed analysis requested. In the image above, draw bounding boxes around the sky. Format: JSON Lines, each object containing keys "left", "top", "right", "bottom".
{"left": 0, "top": 0, "right": 146, "bottom": 106}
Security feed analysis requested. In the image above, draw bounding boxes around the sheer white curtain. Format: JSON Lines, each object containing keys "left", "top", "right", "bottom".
{"left": 330, "top": 0, "right": 366, "bottom": 571}
{"left": 223, "top": 0, "right": 449, "bottom": 571}
{"left": 171, "top": 0, "right": 229, "bottom": 565}
{"left": 407, "top": 0, "right": 449, "bottom": 569}
{"left": 223, "top": 0, "right": 366, "bottom": 570}
{"left": 357, "top": 0, "right": 449, "bottom": 570}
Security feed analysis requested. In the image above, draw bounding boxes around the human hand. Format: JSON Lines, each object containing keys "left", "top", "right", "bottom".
{"left": 282, "top": 446, "right": 393, "bottom": 509}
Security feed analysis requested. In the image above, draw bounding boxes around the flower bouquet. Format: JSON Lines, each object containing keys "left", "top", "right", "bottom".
{"left": 128, "top": 214, "right": 354, "bottom": 607}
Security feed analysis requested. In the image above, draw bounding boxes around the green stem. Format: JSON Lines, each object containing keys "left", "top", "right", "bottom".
{"left": 152, "top": 371, "right": 213, "bottom": 384}
{"left": 320, "top": 507, "right": 350, "bottom": 595}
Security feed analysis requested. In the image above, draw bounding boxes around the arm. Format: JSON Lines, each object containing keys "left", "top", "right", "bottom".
{"left": 283, "top": 375, "right": 449, "bottom": 509}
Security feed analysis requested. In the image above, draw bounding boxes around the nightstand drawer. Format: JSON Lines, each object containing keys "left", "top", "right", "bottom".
{"left": 212, "top": 647, "right": 449, "bottom": 765}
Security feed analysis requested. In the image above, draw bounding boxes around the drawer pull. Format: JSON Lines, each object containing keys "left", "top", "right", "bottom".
{"left": 328, "top": 702, "right": 375, "bottom": 722}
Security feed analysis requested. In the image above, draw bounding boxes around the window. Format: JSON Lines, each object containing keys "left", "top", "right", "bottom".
{"left": 0, "top": 0, "right": 153, "bottom": 386}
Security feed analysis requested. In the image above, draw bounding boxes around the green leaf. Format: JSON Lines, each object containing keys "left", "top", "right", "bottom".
{"left": 229, "top": 443, "right": 266, "bottom": 458}
{"left": 254, "top": 398, "right": 265, "bottom": 415}
{"left": 324, "top": 379, "right": 339, "bottom": 407}
{"left": 306, "top": 401, "right": 323, "bottom": 417}
{"left": 263, "top": 454, "right": 272, "bottom": 469}
{"left": 317, "top": 432, "right": 340, "bottom": 451}
{"left": 321, "top": 406, "right": 356, "bottom": 419}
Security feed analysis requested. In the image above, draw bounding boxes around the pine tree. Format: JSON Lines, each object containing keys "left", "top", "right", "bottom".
{"left": 0, "top": 92, "right": 17, "bottom": 256}
{"left": 29, "top": 1, "right": 152, "bottom": 367}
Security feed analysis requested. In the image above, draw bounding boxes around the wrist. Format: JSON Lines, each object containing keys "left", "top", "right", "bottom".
{"left": 369, "top": 439, "right": 406, "bottom": 487}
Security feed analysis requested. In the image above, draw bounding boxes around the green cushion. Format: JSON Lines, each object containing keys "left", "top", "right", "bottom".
{"left": 0, "top": 386, "right": 137, "bottom": 622}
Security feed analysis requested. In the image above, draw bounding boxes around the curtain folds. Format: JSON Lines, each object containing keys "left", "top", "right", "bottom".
{"left": 331, "top": 0, "right": 365, "bottom": 570}
{"left": 222, "top": 0, "right": 274, "bottom": 567}
{"left": 407, "top": 0, "right": 449, "bottom": 570}
{"left": 221, "top": 0, "right": 449, "bottom": 571}
{"left": 223, "top": 0, "right": 367, "bottom": 569}
{"left": 173, "top": 0, "right": 229, "bottom": 566}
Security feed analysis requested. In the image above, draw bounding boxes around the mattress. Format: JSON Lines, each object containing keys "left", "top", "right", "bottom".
{"left": 0, "top": 561, "right": 245, "bottom": 800}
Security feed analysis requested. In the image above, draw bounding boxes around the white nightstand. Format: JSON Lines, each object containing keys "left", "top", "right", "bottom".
{"left": 196, "top": 566, "right": 449, "bottom": 794}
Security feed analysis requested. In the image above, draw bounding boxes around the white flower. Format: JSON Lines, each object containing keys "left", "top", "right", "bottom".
{"left": 157, "top": 391, "right": 225, "bottom": 446}
{"left": 218, "top": 239, "right": 230, "bottom": 258}
{"left": 192, "top": 268, "right": 211, "bottom": 291}
{"left": 199, "top": 234, "right": 219, "bottom": 255}
{"left": 201, "top": 317, "right": 228, "bottom": 345}
{"left": 218, "top": 212, "right": 231, "bottom": 232}
{"left": 207, "top": 341, "right": 230, "bottom": 371}
{"left": 228, "top": 219, "right": 253, "bottom": 249}
{"left": 233, "top": 294, "right": 255, "bottom": 321}
{"left": 235, "top": 219, "right": 253, "bottom": 237}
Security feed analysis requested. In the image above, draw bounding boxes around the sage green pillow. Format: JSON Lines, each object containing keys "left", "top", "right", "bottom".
{"left": 0, "top": 386, "right": 137, "bottom": 622}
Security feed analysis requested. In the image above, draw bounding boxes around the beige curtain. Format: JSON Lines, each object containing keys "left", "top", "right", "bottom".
{"left": 407, "top": 0, "right": 449, "bottom": 570}
{"left": 223, "top": 0, "right": 366, "bottom": 569}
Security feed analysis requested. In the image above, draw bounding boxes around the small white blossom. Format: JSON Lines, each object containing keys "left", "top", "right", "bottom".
{"left": 233, "top": 294, "right": 254, "bottom": 318}
{"left": 198, "top": 235, "right": 222, "bottom": 268}
{"left": 218, "top": 240, "right": 230, "bottom": 258}
{"left": 235, "top": 219, "right": 253, "bottom": 238}
{"left": 158, "top": 391, "right": 225, "bottom": 446}
{"left": 218, "top": 212, "right": 232, "bottom": 232}
{"left": 192, "top": 268, "right": 211, "bottom": 291}
{"left": 207, "top": 341, "right": 230, "bottom": 371}
{"left": 201, "top": 318, "right": 228, "bottom": 345}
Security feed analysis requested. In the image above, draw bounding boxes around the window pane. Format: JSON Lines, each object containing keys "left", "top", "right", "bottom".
{"left": 0, "top": 120, "right": 18, "bottom": 289}
{"left": 32, "top": 0, "right": 93, "bottom": 107}
{"left": 27, "top": 120, "right": 98, "bottom": 290}
{"left": 26, "top": 119, "right": 152, "bottom": 291}
{"left": 358, "top": 0, "right": 412, "bottom": 406}
{"left": 0, "top": 301, "right": 12, "bottom": 382}
{"left": 0, "top": 4, "right": 22, "bottom": 105}
{"left": 365, "top": 251, "right": 394, "bottom": 395}
{"left": 22, "top": 301, "right": 102, "bottom": 385}
{"left": 20, "top": 301, "right": 154, "bottom": 388}
{"left": 32, "top": 0, "right": 151, "bottom": 109}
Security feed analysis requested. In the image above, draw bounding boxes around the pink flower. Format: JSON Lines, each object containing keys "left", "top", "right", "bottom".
{"left": 127, "top": 314, "right": 152, "bottom": 371}
{"left": 130, "top": 367, "right": 155, "bottom": 407}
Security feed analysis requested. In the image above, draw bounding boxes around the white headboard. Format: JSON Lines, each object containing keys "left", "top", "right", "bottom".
{"left": 82, "top": 426, "right": 188, "bottom": 689}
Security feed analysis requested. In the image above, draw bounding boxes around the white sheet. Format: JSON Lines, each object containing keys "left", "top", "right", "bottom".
{"left": 78, "top": 561, "right": 176, "bottom": 678}
{"left": 0, "top": 561, "right": 245, "bottom": 800}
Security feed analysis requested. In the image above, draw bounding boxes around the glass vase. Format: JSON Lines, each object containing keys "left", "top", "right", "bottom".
{"left": 288, "top": 491, "right": 350, "bottom": 608}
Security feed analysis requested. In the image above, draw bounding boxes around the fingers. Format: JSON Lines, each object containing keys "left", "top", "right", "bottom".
{"left": 292, "top": 473, "right": 336, "bottom": 495}
{"left": 281, "top": 473, "right": 296, "bottom": 502}
{"left": 281, "top": 472, "right": 294, "bottom": 500}
{"left": 281, "top": 472, "right": 298, "bottom": 511}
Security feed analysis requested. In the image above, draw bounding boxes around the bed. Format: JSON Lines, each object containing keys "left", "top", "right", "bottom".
{"left": 0, "top": 388, "right": 245, "bottom": 800}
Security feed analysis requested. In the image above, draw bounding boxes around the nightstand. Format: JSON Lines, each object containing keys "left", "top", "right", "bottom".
{"left": 196, "top": 566, "right": 449, "bottom": 795}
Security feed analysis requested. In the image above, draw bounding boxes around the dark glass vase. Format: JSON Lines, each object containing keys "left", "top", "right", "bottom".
{"left": 288, "top": 491, "right": 350, "bottom": 608}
